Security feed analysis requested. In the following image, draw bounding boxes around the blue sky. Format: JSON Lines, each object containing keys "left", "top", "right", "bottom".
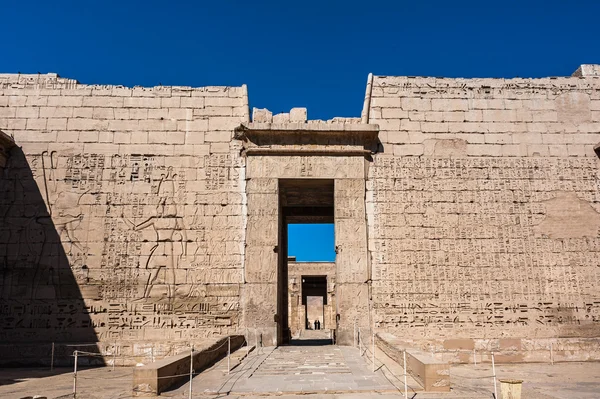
{"left": 2, "top": 1, "right": 598, "bottom": 261}
{"left": 2, "top": 0, "right": 599, "bottom": 121}
{"left": 288, "top": 224, "right": 335, "bottom": 262}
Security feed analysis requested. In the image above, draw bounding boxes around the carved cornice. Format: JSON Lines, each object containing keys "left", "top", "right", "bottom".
{"left": 234, "top": 122, "right": 380, "bottom": 157}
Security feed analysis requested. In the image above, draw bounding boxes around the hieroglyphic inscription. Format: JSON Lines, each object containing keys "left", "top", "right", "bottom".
{"left": 369, "top": 156, "right": 600, "bottom": 338}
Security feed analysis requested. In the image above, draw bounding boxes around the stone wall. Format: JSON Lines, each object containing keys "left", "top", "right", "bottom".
{"left": 0, "top": 73, "right": 249, "bottom": 363}
{"left": 366, "top": 74, "right": 600, "bottom": 350}
{"left": 2, "top": 67, "right": 600, "bottom": 364}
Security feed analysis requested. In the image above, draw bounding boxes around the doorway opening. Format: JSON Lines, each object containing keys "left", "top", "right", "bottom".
{"left": 302, "top": 276, "right": 327, "bottom": 330}
{"left": 278, "top": 179, "right": 335, "bottom": 345}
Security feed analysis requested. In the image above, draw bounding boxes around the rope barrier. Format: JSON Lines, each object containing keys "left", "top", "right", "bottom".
{"left": 72, "top": 337, "right": 249, "bottom": 385}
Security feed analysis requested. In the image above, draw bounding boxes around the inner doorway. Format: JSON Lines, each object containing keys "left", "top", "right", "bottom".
{"left": 278, "top": 179, "right": 335, "bottom": 345}
{"left": 302, "top": 276, "right": 327, "bottom": 330}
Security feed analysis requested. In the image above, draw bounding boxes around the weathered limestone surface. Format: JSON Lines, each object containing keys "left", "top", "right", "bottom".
{"left": 0, "top": 74, "right": 249, "bottom": 364}
{"left": 366, "top": 72, "right": 600, "bottom": 357}
{"left": 1, "top": 66, "right": 599, "bottom": 365}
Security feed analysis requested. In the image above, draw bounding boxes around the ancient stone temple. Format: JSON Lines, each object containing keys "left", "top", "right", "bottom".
{"left": 1, "top": 65, "right": 599, "bottom": 366}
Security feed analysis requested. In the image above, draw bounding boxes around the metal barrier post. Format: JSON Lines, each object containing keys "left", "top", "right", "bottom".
{"left": 227, "top": 336, "right": 231, "bottom": 375}
{"left": 473, "top": 348, "right": 477, "bottom": 365}
{"left": 492, "top": 352, "right": 498, "bottom": 399}
{"left": 73, "top": 350, "right": 78, "bottom": 399}
{"left": 403, "top": 350, "right": 408, "bottom": 399}
{"left": 550, "top": 343, "right": 554, "bottom": 365}
{"left": 51, "top": 342, "right": 55, "bottom": 371}
{"left": 189, "top": 344, "right": 194, "bottom": 399}
{"left": 354, "top": 321, "right": 357, "bottom": 347}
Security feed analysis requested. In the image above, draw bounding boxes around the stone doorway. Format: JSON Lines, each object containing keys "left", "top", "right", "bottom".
{"left": 239, "top": 121, "right": 377, "bottom": 347}
{"left": 279, "top": 179, "right": 334, "bottom": 344}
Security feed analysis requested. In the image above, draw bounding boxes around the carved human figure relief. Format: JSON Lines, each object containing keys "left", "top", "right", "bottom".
{"left": 126, "top": 167, "right": 188, "bottom": 300}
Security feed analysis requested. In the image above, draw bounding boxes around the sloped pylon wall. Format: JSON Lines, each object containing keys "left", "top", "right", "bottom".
{"left": 366, "top": 72, "right": 600, "bottom": 361}
{"left": 0, "top": 74, "right": 248, "bottom": 365}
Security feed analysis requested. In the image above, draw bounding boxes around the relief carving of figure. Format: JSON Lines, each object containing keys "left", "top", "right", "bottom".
{"left": 126, "top": 167, "right": 188, "bottom": 300}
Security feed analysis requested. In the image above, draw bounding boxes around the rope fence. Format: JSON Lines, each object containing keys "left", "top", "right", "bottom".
{"left": 354, "top": 323, "right": 511, "bottom": 399}
{"left": 69, "top": 336, "right": 248, "bottom": 399}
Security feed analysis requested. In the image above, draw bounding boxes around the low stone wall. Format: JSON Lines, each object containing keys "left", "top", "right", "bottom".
{"left": 132, "top": 335, "right": 244, "bottom": 396}
{"left": 376, "top": 333, "right": 450, "bottom": 392}
{"left": 428, "top": 337, "right": 600, "bottom": 364}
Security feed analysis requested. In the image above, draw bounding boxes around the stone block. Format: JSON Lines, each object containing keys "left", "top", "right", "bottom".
{"left": 83, "top": 96, "right": 124, "bottom": 108}
{"left": 25, "top": 119, "right": 47, "bottom": 130}
{"left": 108, "top": 119, "right": 139, "bottom": 131}
{"left": 184, "top": 131, "right": 205, "bottom": 144}
{"left": 209, "top": 116, "right": 237, "bottom": 131}
{"left": 132, "top": 336, "right": 244, "bottom": 396}
{"left": 195, "top": 106, "right": 234, "bottom": 116}
{"left": 466, "top": 143, "right": 502, "bottom": 156}
{"left": 139, "top": 119, "right": 177, "bottom": 131}
{"left": 47, "top": 96, "right": 83, "bottom": 107}
{"left": 25, "top": 96, "right": 48, "bottom": 107}
{"left": 180, "top": 97, "right": 205, "bottom": 108}
{"left": 393, "top": 144, "right": 424, "bottom": 156}
{"left": 40, "top": 106, "right": 73, "bottom": 118}
{"left": 179, "top": 119, "right": 208, "bottom": 131}
{"left": 377, "top": 333, "right": 450, "bottom": 392}
{"left": 382, "top": 108, "right": 409, "bottom": 119}
{"left": 73, "top": 107, "right": 94, "bottom": 118}
{"left": 147, "top": 109, "right": 169, "bottom": 119}
{"left": 205, "top": 131, "right": 229, "bottom": 142}
{"left": 148, "top": 131, "right": 185, "bottom": 144}
{"left": 161, "top": 97, "right": 181, "bottom": 108}
{"left": 46, "top": 118, "right": 68, "bottom": 130}
{"left": 0, "top": 108, "right": 16, "bottom": 118}
{"left": 199, "top": 96, "right": 234, "bottom": 106}
{"left": 272, "top": 112, "right": 290, "bottom": 124}
{"left": 92, "top": 108, "right": 115, "bottom": 119}
{"left": 123, "top": 97, "right": 160, "bottom": 108}
{"left": 401, "top": 97, "right": 431, "bottom": 111}
{"left": 431, "top": 98, "right": 468, "bottom": 112}
{"left": 289, "top": 107, "right": 307, "bottom": 122}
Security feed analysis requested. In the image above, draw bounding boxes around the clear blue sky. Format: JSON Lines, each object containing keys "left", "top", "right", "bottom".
{"left": 2, "top": 0, "right": 599, "bottom": 120}
{"left": 288, "top": 224, "right": 335, "bottom": 262}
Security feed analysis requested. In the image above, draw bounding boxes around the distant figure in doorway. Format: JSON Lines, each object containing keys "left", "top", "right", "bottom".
{"left": 316, "top": 320, "right": 321, "bottom": 330}
{"left": 314, "top": 320, "right": 318, "bottom": 330}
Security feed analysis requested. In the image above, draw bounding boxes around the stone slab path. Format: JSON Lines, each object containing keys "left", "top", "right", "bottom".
{"left": 2, "top": 352, "right": 600, "bottom": 398}
{"left": 174, "top": 344, "right": 398, "bottom": 395}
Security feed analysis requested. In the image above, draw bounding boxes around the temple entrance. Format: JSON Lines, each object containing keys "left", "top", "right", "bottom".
{"left": 278, "top": 179, "right": 334, "bottom": 344}
{"left": 240, "top": 122, "right": 375, "bottom": 347}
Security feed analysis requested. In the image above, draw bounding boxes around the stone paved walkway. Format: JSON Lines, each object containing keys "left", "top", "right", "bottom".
{"left": 177, "top": 344, "right": 398, "bottom": 395}
{"left": 2, "top": 349, "right": 600, "bottom": 398}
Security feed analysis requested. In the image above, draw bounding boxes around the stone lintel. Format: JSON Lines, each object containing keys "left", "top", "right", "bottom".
{"left": 245, "top": 148, "right": 372, "bottom": 157}
{"left": 235, "top": 123, "right": 380, "bottom": 157}
{"left": 235, "top": 122, "right": 379, "bottom": 138}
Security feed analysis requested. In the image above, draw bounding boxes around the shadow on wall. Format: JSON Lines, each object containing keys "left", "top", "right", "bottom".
{"left": 0, "top": 147, "right": 102, "bottom": 369}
